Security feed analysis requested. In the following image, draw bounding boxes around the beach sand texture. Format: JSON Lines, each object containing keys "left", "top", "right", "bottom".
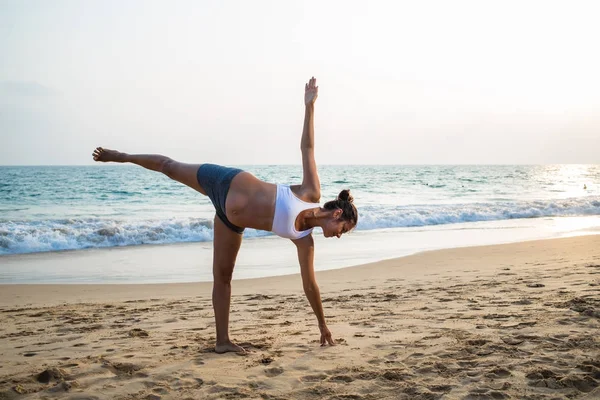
{"left": 1, "top": 235, "right": 599, "bottom": 399}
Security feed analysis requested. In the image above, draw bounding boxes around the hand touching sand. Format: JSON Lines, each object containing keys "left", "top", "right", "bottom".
{"left": 320, "top": 324, "right": 335, "bottom": 346}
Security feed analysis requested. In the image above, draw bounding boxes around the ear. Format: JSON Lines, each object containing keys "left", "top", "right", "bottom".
{"left": 333, "top": 209, "right": 343, "bottom": 219}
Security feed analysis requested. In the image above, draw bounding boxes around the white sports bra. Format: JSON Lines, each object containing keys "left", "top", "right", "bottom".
{"left": 271, "top": 184, "right": 320, "bottom": 240}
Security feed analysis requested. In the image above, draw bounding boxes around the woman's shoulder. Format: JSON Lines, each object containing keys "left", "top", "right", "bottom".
{"left": 289, "top": 184, "right": 320, "bottom": 204}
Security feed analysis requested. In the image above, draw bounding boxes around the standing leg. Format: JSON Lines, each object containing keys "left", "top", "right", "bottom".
{"left": 212, "top": 215, "right": 245, "bottom": 353}
{"left": 92, "top": 147, "right": 205, "bottom": 195}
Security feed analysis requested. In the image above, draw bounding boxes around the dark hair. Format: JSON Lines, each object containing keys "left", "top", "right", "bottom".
{"left": 323, "top": 189, "right": 358, "bottom": 227}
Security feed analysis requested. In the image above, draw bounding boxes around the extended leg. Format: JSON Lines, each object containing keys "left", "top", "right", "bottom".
{"left": 92, "top": 147, "right": 205, "bottom": 194}
{"left": 212, "top": 215, "right": 245, "bottom": 353}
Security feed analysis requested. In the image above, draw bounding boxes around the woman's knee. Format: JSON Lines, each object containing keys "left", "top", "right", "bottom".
{"left": 213, "top": 267, "right": 234, "bottom": 284}
{"left": 160, "top": 158, "right": 175, "bottom": 177}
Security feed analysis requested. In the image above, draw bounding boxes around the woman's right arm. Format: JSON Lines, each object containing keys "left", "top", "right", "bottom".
{"left": 293, "top": 234, "right": 335, "bottom": 346}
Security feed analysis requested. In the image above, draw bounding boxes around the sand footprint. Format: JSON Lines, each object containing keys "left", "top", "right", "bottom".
{"left": 485, "top": 367, "right": 512, "bottom": 379}
{"left": 264, "top": 367, "right": 284, "bottom": 377}
{"left": 300, "top": 373, "right": 328, "bottom": 382}
{"left": 328, "top": 375, "right": 353, "bottom": 383}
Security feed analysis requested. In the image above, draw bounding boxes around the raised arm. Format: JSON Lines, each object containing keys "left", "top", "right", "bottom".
{"left": 293, "top": 234, "right": 335, "bottom": 347}
{"left": 300, "top": 77, "right": 321, "bottom": 202}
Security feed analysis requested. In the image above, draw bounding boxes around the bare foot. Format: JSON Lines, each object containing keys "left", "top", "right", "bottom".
{"left": 92, "top": 147, "right": 125, "bottom": 162}
{"left": 215, "top": 341, "right": 246, "bottom": 354}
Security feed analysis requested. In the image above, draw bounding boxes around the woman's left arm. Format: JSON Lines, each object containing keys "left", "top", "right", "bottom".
{"left": 293, "top": 234, "right": 335, "bottom": 346}
{"left": 299, "top": 77, "right": 321, "bottom": 202}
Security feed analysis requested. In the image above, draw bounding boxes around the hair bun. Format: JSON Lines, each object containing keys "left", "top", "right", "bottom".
{"left": 338, "top": 189, "right": 353, "bottom": 203}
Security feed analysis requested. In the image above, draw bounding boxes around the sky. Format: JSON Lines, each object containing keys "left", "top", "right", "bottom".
{"left": 1, "top": 0, "right": 599, "bottom": 165}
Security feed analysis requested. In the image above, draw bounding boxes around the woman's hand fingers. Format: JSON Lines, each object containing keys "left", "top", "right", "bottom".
{"left": 319, "top": 327, "right": 335, "bottom": 346}
{"left": 327, "top": 334, "right": 335, "bottom": 346}
{"left": 325, "top": 331, "right": 335, "bottom": 346}
{"left": 304, "top": 77, "right": 318, "bottom": 105}
{"left": 320, "top": 334, "right": 335, "bottom": 346}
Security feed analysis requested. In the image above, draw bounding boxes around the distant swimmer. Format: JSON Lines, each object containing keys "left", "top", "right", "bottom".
{"left": 92, "top": 77, "right": 357, "bottom": 353}
{"left": 584, "top": 184, "right": 587, "bottom": 190}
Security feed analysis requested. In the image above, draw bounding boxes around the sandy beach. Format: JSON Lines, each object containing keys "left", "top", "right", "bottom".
{"left": 1, "top": 235, "right": 599, "bottom": 399}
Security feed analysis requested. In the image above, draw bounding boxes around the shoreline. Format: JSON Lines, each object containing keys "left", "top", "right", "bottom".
{"left": 1, "top": 234, "right": 599, "bottom": 306}
{"left": 3, "top": 215, "right": 600, "bottom": 286}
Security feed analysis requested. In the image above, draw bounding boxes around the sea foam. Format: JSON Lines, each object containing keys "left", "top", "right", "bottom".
{"left": 2, "top": 196, "right": 599, "bottom": 255}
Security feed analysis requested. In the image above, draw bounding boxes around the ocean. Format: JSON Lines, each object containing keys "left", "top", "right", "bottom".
{"left": 1, "top": 164, "right": 600, "bottom": 283}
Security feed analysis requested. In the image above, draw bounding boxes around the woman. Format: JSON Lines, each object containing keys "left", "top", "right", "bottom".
{"left": 92, "top": 77, "right": 358, "bottom": 353}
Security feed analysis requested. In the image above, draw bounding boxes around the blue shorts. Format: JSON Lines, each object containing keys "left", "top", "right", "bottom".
{"left": 196, "top": 164, "right": 245, "bottom": 234}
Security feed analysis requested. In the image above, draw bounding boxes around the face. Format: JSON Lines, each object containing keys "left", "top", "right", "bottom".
{"left": 322, "top": 213, "right": 354, "bottom": 238}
